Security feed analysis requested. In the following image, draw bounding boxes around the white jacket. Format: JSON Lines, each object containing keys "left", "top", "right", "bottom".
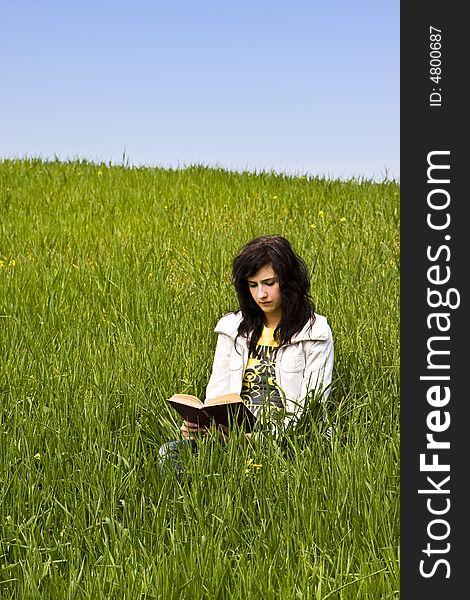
{"left": 205, "top": 311, "right": 334, "bottom": 429}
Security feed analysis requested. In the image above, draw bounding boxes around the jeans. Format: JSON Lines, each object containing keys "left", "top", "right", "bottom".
{"left": 158, "top": 439, "right": 198, "bottom": 481}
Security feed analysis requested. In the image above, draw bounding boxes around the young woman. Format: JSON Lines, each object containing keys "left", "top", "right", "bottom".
{"left": 159, "top": 235, "right": 334, "bottom": 475}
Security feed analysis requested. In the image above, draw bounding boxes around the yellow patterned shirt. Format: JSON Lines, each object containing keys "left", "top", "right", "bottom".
{"left": 240, "top": 326, "right": 283, "bottom": 422}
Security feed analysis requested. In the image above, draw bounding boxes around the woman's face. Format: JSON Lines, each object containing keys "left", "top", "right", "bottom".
{"left": 247, "top": 264, "right": 282, "bottom": 325}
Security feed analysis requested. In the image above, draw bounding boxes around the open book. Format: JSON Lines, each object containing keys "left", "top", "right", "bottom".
{"left": 167, "top": 392, "right": 256, "bottom": 433}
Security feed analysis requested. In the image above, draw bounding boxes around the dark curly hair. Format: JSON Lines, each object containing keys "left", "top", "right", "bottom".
{"left": 232, "top": 235, "right": 316, "bottom": 351}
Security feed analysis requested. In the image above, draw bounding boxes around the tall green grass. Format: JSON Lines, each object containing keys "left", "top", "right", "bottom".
{"left": 0, "top": 159, "right": 399, "bottom": 599}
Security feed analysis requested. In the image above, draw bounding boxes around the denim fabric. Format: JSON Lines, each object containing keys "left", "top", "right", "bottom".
{"left": 158, "top": 439, "right": 198, "bottom": 481}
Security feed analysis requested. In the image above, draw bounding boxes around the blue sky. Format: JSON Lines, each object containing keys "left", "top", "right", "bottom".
{"left": 1, "top": 1, "right": 399, "bottom": 181}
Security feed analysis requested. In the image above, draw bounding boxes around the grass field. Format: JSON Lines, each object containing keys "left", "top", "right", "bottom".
{"left": 0, "top": 159, "right": 400, "bottom": 599}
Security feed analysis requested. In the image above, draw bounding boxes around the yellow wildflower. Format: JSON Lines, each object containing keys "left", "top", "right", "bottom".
{"left": 245, "top": 457, "right": 262, "bottom": 475}
{"left": 318, "top": 210, "right": 325, "bottom": 218}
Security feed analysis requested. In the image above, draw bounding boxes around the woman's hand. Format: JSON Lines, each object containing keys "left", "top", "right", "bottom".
{"left": 180, "top": 421, "right": 233, "bottom": 443}
{"left": 181, "top": 420, "right": 206, "bottom": 440}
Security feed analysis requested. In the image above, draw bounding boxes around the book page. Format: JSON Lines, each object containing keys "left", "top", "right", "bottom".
{"left": 169, "top": 394, "right": 204, "bottom": 409}
{"left": 205, "top": 393, "right": 244, "bottom": 407}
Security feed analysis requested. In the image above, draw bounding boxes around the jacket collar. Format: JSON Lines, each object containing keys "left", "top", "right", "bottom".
{"left": 214, "top": 311, "right": 329, "bottom": 342}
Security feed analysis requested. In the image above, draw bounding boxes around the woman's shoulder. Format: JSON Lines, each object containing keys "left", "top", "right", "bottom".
{"left": 291, "top": 313, "right": 332, "bottom": 343}
{"left": 213, "top": 311, "right": 243, "bottom": 337}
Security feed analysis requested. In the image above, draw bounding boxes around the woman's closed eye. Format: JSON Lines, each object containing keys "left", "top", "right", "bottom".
{"left": 248, "top": 279, "right": 277, "bottom": 288}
